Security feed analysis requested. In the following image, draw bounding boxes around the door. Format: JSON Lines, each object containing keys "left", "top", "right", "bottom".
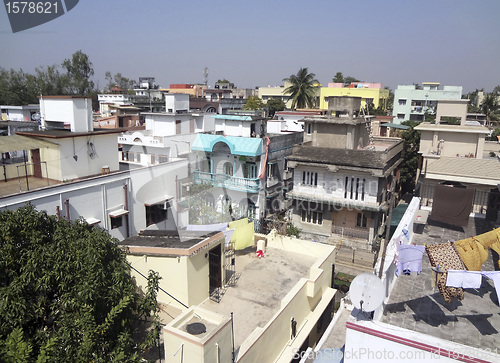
{"left": 209, "top": 244, "right": 222, "bottom": 294}
{"left": 486, "top": 189, "right": 500, "bottom": 221}
{"left": 31, "top": 149, "right": 42, "bottom": 178}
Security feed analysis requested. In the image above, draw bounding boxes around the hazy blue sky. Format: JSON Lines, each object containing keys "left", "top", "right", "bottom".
{"left": 1, "top": 0, "right": 499, "bottom": 93}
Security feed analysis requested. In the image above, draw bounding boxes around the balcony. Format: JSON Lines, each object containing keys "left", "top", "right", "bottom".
{"left": 332, "top": 226, "right": 370, "bottom": 240}
{"left": 283, "top": 169, "right": 293, "bottom": 180}
{"left": 193, "top": 170, "right": 260, "bottom": 193}
{"left": 266, "top": 177, "right": 279, "bottom": 188}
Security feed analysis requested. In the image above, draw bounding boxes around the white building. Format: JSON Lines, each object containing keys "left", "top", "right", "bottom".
{"left": 392, "top": 82, "right": 462, "bottom": 124}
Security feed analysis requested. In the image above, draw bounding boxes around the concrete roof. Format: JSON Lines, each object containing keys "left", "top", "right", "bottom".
{"left": 212, "top": 115, "right": 255, "bottom": 121}
{"left": 288, "top": 147, "right": 387, "bottom": 169}
{"left": 415, "top": 123, "right": 489, "bottom": 134}
{"left": 381, "top": 218, "right": 500, "bottom": 351}
{"left": 16, "top": 129, "right": 125, "bottom": 139}
{"left": 425, "top": 157, "right": 500, "bottom": 186}
{"left": 199, "top": 247, "right": 318, "bottom": 350}
{"left": 119, "top": 230, "right": 222, "bottom": 256}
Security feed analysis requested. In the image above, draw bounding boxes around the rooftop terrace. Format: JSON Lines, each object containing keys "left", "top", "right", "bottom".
{"left": 381, "top": 218, "right": 500, "bottom": 351}
{"left": 200, "top": 246, "right": 317, "bottom": 351}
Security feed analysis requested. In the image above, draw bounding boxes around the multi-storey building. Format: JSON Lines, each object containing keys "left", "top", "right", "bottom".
{"left": 392, "top": 82, "right": 462, "bottom": 124}
{"left": 118, "top": 93, "right": 214, "bottom": 170}
{"left": 190, "top": 112, "right": 303, "bottom": 230}
{"left": 319, "top": 82, "right": 390, "bottom": 111}
{"left": 415, "top": 99, "right": 500, "bottom": 221}
{"left": 287, "top": 97, "right": 403, "bottom": 249}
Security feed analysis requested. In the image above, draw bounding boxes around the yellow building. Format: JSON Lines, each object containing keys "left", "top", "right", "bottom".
{"left": 319, "top": 82, "right": 389, "bottom": 111}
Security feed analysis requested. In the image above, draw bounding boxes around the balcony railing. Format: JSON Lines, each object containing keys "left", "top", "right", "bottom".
{"left": 332, "top": 226, "right": 370, "bottom": 240}
{"left": 193, "top": 170, "right": 260, "bottom": 193}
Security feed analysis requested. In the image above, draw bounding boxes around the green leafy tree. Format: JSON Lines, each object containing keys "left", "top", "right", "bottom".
{"left": 398, "top": 121, "right": 421, "bottom": 195}
{"left": 332, "top": 72, "right": 344, "bottom": 83}
{"left": 0, "top": 205, "right": 159, "bottom": 362}
{"left": 332, "top": 72, "right": 360, "bottom": 86}
{"left": 283, "top": 67, "right": 319, "bottom": 109}
{"left": 105, "top": 72, "right": 135, "bottom": 92}
{"left": 62, "top": 50, "right": 95, "bottom": 95}
{"left": 243, "top": 95, "right": 264, "bottom": 110}
{"left": 266, "top": 98, "right": 286, "bottom": 117}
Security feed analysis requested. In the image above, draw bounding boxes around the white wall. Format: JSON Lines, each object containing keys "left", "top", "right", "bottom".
{"left": 41, "top": 98, "right": 93, "bottom": 132}
{"left": 0, "top": 160, "right": 189, "bottom": 241}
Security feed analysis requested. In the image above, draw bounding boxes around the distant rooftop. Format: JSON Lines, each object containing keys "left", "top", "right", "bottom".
{"left": 16, "top": 128, "right": 124, "bottom": 139}
{"left": 119, "top": 230, "right": 222, "bottom": 257}
{"left": 381, "top": 218, "right": 500, "bottom": 351}
{"left": 424, "top": 157, "right": 500, "bottom": 186}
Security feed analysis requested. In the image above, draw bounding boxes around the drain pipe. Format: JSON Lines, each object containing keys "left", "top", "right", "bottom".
{"left": 123, "top": 184, "right": 130, "bottom": 238}
{"left": 231, "top": 312, "right": 235, "bottom": 363}
{"left": 64, "top": 199, "right": 70, "bottom": 223}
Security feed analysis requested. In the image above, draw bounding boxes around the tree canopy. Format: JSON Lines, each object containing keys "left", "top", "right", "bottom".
{"left": 243, "top": 95, "right": 264, "bottom": 110}
{"left": 283, "top": 67, "right": 319, "bottom": 109}
{"left": 398, "top": 121, "right": 421, "bottom": 195}
{"left": 266, "top": 98, "right": 286, "bottom": 118}
{"left": 331, "top": 72, "right": 360, "bottom": 86}
{"left": 105, "top": 72, "right": 135, "bottom": 93}
{"left": 0, "top": 51, "right": 97, "bottom": 105}
{"left": 0, "top": 205, "right": 158, "bottom": 362}
{"left": 62, "top": 50, "right": 94, "bottom": 95}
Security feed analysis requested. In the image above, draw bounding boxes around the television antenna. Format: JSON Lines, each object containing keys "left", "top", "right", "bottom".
{"left": 203, "top": 66, "right": 209, "bottom": 86}
{"left": 349, "top": 273, "right": 385, "bottom": 313}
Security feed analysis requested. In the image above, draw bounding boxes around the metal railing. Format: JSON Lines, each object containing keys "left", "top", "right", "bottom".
{"left": 193, "top": 170, "right": 260, "bottom": 192}
{"left": 332, "top": 226, "right": 370, "bottom": 240}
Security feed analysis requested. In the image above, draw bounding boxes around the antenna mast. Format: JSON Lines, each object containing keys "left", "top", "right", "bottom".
{"left": 203, "top": 66, "right": 209, "bottom": 86}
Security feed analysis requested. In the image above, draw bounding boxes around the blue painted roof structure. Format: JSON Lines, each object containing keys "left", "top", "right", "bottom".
{"left": 212, "top": 115, "right": 254, "bottom": 121}
{"left": 191, "top": 134, "right": 263, "bottom": 156}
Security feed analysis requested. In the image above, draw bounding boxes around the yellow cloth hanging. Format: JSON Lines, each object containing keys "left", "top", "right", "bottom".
{"left": 454, "top": 238, "right": 486, "bottom": 271}
{"left": 472, "top": 228, "right": 500, "bottom": 269}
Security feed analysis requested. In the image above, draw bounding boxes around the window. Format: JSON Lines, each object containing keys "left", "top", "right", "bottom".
{"left": 397, "top": 113, "right": 405, "bottom": 120}
{"left": 176, "top": 120, "right": 181, "bottom": 134}
{"left": 301, "top": 209, "right": 323, "bottom": 225}
{"left": 306, "top": 122, "right": 312, "bottom": 135}
{"left": 110, "top": 216, "right": 123, "bottom": 229}
{"left": 302, "top": 171, "right": 318, "bottom": 186}
{"left": 146, "top": 204, "right": 168, "bottom": 227}
{"left": 223, "top": 162, "right": 233, "bottom": 176}
{"left": 398, "top": 99, "right": 407, "bottom": 106}
{"left": 244, "top": 162, "right": 257, "bottom": 179}
{"left": 356, "top": 213, "right": 367, "bottom": 228}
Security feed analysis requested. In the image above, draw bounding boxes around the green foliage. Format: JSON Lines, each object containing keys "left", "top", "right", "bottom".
{"left": 332, "top": 72, "right": 344, "bottom": 83}
{"left": 243, "top": 95, "right": 264, "bottom": 110}
{"left": 331, "top": 72, "right": 360, "bottom": 86}
{"left": 283, "top": 67, "right": 319, "bottom": 109}
{"left": 0, "top": 204, "right": 157, "bottom": 362}
{"left": 286, "top": 223, "right": 301, "bottom": 238}
{"left": 216, "top": 79, "right": 230, "bottom": 84}
{"left": 489, "top": 128, "right": 500, "bottom": 141}
{"left": 481, "top": 93, "right": 500, "bottom": 121}
{"left": 266, "top": 98, "right": 286, "bottom": 117}
{"left": 398, "top": 121, "right": 421, "bottom": 195}
{"left": 62, "top": 50, "right": 95, "bottom": 95}
{"left": 105, "top": 72, "right": 135, "bottom": 92}
{"left": 0, "top": 51, "right": 96, "bottom": 105}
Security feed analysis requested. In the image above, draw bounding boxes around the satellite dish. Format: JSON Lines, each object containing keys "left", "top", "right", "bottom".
{"left": 349, "top": 273, "right": 385, "bottom": 312}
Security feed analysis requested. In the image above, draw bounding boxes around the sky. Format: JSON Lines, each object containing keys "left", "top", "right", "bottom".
{"left": 1, "top": 0, "right": 499, "bottom": 93}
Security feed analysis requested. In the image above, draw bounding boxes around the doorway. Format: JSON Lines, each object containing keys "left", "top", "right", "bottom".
{"left": 209, "top": 244, "right": 222, "bottom": 301}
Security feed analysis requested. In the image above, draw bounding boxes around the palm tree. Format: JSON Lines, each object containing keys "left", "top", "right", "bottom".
{"left": 283, "top": 67, "right": 319, "bottom": 109}
{"left": 481, "top": 92, "right": 500, "bottom": 126}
